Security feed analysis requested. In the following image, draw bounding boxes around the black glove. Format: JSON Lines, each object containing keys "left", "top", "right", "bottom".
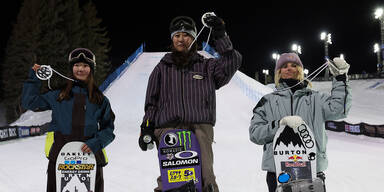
{"left": 138, "top": 121, "right": 155, "bottom": 151}
{"left": 203, "top": 15, "right": 226, "bottom": 38}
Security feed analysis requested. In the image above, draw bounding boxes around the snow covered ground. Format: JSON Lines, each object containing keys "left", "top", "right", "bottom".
{"left": 1, "top": 52, "right": 384, "bottom": 191}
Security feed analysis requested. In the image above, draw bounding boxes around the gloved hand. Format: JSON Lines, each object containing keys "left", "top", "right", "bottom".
{"left": 279, "top": 116, "right": 305, "bottom": 130}
{"left": 138, "top": 121, "right": 155, "bottom": 151}
{"left": 328, "top": 57, "right": 350, "bottom": 76}
{"left": 202, "top": 14, "right": 226, "bottom": 38}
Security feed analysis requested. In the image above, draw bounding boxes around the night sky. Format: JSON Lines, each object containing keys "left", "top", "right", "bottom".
{"left": 2, "top": 1, "right": 384, "bottom": 79}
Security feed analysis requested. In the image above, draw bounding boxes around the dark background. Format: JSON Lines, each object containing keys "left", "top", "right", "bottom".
{"left": 1, "top": 1, "right": 384, "bottom": 79}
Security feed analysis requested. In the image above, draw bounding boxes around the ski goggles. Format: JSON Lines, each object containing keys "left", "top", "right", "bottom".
{"left": 169, "top": 16, "right": 197, "bottom": 35}
{"left": 68, "top": 48, "right": 96, "bottom": 66}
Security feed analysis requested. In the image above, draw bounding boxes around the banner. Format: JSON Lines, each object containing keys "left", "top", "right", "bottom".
{"left": 0, "top": 126, "right": 19, "bottom": 141}
{"left": 326, "top": 121, "right": 384, "bottom": 138}
{"left": 0, "top": 123, "right": 49, "bottom": 142}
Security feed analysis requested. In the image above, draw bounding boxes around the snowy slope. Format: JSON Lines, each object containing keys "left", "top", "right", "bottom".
{"left": 1, "top": 52, "right": 384, "bottom": 191}
{"left": 311, "top": 79, "right": 384, "bottom": 125}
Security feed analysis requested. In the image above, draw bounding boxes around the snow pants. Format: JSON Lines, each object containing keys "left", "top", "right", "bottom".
{"left": 154, "top": 123, "right": 218, "bottom": 192}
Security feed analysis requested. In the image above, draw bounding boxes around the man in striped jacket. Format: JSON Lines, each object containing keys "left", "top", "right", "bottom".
{"left": 138, "top": 15, "right": 242, "bottom": 192}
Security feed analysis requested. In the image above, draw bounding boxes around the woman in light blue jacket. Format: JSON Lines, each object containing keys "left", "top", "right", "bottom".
{"left": 249, "top": 53, "right": 351, "bottom": 192}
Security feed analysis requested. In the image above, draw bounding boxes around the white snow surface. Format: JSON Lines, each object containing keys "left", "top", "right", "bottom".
{"left": 1, "top": 52, "right": 384, "bottom": 191}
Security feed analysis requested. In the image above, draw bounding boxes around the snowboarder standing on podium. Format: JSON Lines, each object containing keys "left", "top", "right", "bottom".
{"left": 138, "top": 14, "right": 242, "bottom": 192}
{"left": 249, "top": 53, "right": 351, "bottom": 192}
{"left": 22, "top": 48, "right": 115, "bottom": 192}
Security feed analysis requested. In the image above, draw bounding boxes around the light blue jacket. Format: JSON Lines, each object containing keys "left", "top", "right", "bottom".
{"left": 249, "top": 78, "right": 351, "bottom": 172}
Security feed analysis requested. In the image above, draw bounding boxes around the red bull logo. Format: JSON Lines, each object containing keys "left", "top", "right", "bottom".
{"left": 288, "top": 154, "right": 302, "bottom": 162}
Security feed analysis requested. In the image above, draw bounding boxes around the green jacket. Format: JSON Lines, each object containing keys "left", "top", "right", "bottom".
{"left": 22, "top": 69, "right": 115, "bottom": 163}
{"left": 249, "top": 78, "right": 351, "bottom": 172}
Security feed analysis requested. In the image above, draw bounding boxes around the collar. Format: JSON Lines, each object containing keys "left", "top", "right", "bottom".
{"left": 161, "top": 51, "right": 203, "bottom": 66}
{"left": 276, "top": 79, "right": 309, "bottom": 94}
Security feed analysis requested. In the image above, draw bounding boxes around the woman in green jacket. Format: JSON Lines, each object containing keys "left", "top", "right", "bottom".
{"left": 249, "top": 53, "right": 351, "bottom": 192}
{"left": 22, "top": 48, "right": 115, "bottom": 192}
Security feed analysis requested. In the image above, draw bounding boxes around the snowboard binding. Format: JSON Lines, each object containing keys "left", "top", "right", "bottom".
{"left": 276, "top": 178, "right": 325, "bottom": 192}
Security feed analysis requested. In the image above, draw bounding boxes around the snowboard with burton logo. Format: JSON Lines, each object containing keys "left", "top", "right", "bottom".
{"left": 273, "top": 122, "right": 324, "bottom": 192}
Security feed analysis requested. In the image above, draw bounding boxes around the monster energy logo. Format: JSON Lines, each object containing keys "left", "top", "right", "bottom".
{"left": 177, "top": 131, "right": 192, "bottom": 150}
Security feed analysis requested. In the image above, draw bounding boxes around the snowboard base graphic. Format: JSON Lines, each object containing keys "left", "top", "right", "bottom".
{"left": 158, "top": 129, "right": 202, "bottom": 192}
{"left": 56, "top": 141, "right": 97, "bottom": 192}
{"left": 273, "top": 122, "right": 322, "bottom": 191}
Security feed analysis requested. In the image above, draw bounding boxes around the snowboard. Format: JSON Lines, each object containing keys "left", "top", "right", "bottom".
{"left": 56, "top": 141, "right": 97, "bottom": 192}
{"left": 158, "top": 129, "right": 202, "bottom": 192}
{"left": 273, "top": 122, "right": 319, "bottom": 190}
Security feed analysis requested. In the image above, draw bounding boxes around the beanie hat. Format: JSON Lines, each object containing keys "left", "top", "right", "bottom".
{"left": 169, "top": 16, "right": 197, "bottom": 39}
{"left": 68, "top": 48, "right": 96, "bottom": 73}
{"left": 275, "top": 53, "right": 303, "bottom": 72}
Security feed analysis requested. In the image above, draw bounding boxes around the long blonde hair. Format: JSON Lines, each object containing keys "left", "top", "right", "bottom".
{"left": 274, "top": 64, "right": 312, "bottom": 88}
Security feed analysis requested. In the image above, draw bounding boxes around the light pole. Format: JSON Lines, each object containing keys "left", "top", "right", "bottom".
{"left": 262, "top": 69, "right": 269, "bottom": 85}
{"left": 375, "top": 7, "right": 384, "bottom": 72}
{"left": 271, "top": 53, "right": 280, "bottom": 79}
{"left": 320, "top": 32, "right": 332, "bottom": 78}
{"left": 291, "top": 43, "right": 302, "bottom": 54}
{"left": 374, "top": 43, "right": 381, "bottom": 73}
{"left": 272, "top": 53, "right": 280, "bottom": 63}
{"left": 272, "top": 52, "right": 280, "bottom": 71}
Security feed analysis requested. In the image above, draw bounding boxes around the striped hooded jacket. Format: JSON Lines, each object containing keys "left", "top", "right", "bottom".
{"left": 142, "top": 35, "right": 242, "bottom": 128}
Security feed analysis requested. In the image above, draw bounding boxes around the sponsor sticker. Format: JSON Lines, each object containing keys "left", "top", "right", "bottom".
{"left": 168, "top": 168, "right": 196, "bottom": 183}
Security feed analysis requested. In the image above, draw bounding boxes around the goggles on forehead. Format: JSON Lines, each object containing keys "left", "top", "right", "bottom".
{"left": 169, "top": 16, "right": 197, "bottom": 33}
{"left": 68, "top": 48, "right": 96, "bottom": 65}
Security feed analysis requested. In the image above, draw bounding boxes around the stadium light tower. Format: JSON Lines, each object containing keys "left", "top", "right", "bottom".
{"left": 272, "top": 53, "right": 280, "bottom": 63}
{"left": 374, "top": 43, "right": 381, "bottom": 73}
{"left": 291, "top": 43, "right": 302, "bottom": 54}
{"left": 262, "top": 69, "right": 269, "bottom": 85}
{"left": 320, "top": 32, "right": 332, "bottom": 78}
{"left": 374, "top": 7, "right": 384, "bottom": 72}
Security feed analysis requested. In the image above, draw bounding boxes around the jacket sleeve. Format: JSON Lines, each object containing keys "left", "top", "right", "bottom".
{"left": 208, "top": 35, "right": 242, "bottom": 89}
{"left": 86, "top": 97, "right": 115, "bottom": 153}
{"left": 141, "top": 65, "right": 161, "bottom": 126}
{"left": 249, "top": 97, "right": 280, "bottom": 145}
{"left": 21, "top": 69, "right": 54, "bottom": 111}
{"left": 321, "top": 76, "right": 352, "bottom": 121}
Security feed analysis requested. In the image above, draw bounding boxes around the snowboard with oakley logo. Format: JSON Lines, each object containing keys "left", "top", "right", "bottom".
{"left": 273, "top": 121, "right": 317, "bottom": 186}
{"left": 158, "top": 129, "right": 202, "bottom": 192}
{"left": 56, "top": 141, "right": 97, "bottom": 192}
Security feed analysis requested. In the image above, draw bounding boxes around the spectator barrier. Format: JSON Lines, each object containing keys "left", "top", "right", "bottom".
{"left": 326, "top": 121, "right": 384, "bottom": 138}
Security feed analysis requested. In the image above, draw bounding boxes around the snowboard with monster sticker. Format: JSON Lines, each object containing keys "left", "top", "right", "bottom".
{"left": 158, "top": 129, "right": 202, "bottom": 192}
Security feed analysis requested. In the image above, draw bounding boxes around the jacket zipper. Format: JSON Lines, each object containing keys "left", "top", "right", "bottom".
{"left": 290, "top": 93, "right": 294, "bottom": 115}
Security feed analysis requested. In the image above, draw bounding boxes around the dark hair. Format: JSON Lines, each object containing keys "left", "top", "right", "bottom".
{"left": 57, "top": 72, "right": 104, "bottom": 105}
